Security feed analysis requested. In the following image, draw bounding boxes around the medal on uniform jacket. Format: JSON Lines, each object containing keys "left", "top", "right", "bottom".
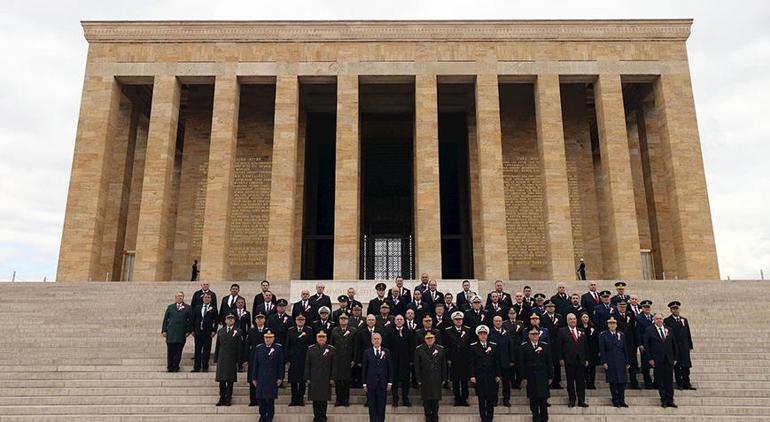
{"left": 323, "top": 348, "right": 331, "bottom": 357}
{"left": 432, "top": 349, "right": 439, "bottom": 356}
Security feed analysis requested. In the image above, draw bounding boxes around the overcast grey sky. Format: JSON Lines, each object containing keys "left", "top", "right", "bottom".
{"left": 0, "top": 0, "right": 768, "bottom": 280}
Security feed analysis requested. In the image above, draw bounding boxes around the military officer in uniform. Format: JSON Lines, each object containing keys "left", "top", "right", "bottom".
{"left": 520, "top": 327, "right": 554, "bottom": 422}
{"left": 162, "top": 291, "right": 193, "bottom": 372}
{"left": 251, "top": 330, "right": 284, "bottom": 422}
{"left": 614, "top": 299, "right": 641, "bottom": 389}
{"left": 644, "top": 313, "right": 679, "bottom": 408}
{"left": 267, "top": 299, "right": 293, "bottom": 348}
{"left": 635, "top": 300, "right": 656, "bottom": 389}
{"left": 246, "top": 313, "right": 270, "bottom": 406}
{"left": 287, "top": 313, "right": 314, "bottom": 406}
{"left": 610, "top": 281, "right": 630, "bottom": 307}
{"left": 414, "top": 331, "right": 447, "bottom": 422}
{"left": 215, "top": 314, "right": 241, "bottom": 406}
{"left": 592, "top": 290, "right": 613, "bottom": 332}
{"left": 665, "top": 301, "right": 695, "bottom": 390}
{"left": 470, "top": 325, "right": 500, "bottom": 422}
{"left": 444, "top": 311, "right": 472, "bottom": 406}
{"left": 599, "top": 317, "right": 629, "bottom": 408}
{"left": 330, "top": 313, "right": 357, "bottom": 406}
{"left": 367, "top": 282, "right": 389, "bottom": 317}
{"left": 312, "top": 306, "right": 335, "bottom": 335}
{"left": 305, "top": 331, "right": 336, "bottom": 422}
{"left": 332, "top": 295, "right": 352, "bottom": 324}
{"left": 503, "top": 306, "right": 525, "bottom": 389}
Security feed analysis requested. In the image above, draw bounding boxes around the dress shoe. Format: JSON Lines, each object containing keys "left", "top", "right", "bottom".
{"left": 578, "top": 403, "right": 589, "bottom": 408}
{"left": 248, "top": 402, "right": 257, "bottom": 407}
{"left": 586, "top": 384, "right": 596, "bottom": 390}
{"left": 620, "top": 403, "right": 629, "bottom": 408}
{"left": 216, "top": 400, "right": 226, "bottom": 406}
{"left": 503, "top": 401, "right": 511, "bottom": 407}
{"left": 661, "top": 403, "right": 668, "bottom": 408}
{"left": 550, "top": 383, "right": 563, "bottom": 389}
{"left": 568, "top": 403, "right": 575, "bottom": 408}
{"left": 403, "top": 400, "right": 412, "bottom": 407}
{"left": 288, "top": 402, "right": 298, "bottom": 407}
{"left": 685, "top": 385, "right": 697, "bottom": 390}
{"left": 191, "top": 369, "right": 200, "bottom": 373}
{"left": 668, "top": 403, "right": 678, "bottom": 408}
{"left": 645, "top": 384, "right": 655, "bottom": 390}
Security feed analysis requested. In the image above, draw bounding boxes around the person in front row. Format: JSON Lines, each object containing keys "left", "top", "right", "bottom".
{"left": 414, "top": 331, "right": 446, "bottom": 422}
{"left": 557, "top": 313, "right": 589, "bottom": 408}
{"left": 162, "top": 291, "right": 192, "bottom": 373}
{"left": 251, "top": 330, "right": 284, "bottom": 422}
{"left": 520, "top": 327, "right": 554, "bottom": 422}
{"left": 215, "top": 314, "right": 241, "bottom": 406}
{"left": 362, "top": 332, "right": 392, "bottom": 422}
{"left": 192, "top": 291, "right": 217, "bottom": 373}
{"left": 305, "top": 331, "right": 336, "bottom": 422}
{"left": 470, "top": 325, "right": 500, "bottom": 422}
{"left": 599, "top": 316, "right": 629, "bottom": 408}
{"left": 644, "top": 312, "right": 679, "bottom": 408}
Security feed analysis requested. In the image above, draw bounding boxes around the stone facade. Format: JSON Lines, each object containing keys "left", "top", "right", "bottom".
{"left": 57, "top": 20, "right": 720, "bottom": 282}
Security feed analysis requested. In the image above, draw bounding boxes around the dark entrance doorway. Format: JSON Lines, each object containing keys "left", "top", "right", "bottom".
{"left": 360, "top": 112, "right": 414, "bottom": 280}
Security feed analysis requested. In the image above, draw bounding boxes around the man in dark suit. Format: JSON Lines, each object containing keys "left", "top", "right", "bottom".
{"left": 385, "top": 314, "right": 413, "bottom": 407}
{"left": 310, "top": 283, "right": 333, "bottom": 317}
{"left": 520, "top": 327, "right": 554, "bottom": 422}
{"left": 566, "top": 293, "right": 584, "bottom": 317}
{"left": 470, "top": 325, "right": 500, "bottom": 422}
{"left": 456, "top": 279, "right": 476, "bottom": 312}
{"left": 191, "top": 281, "right": 217, "bottom": 311}
{"left": 292, "top": 289, "right": 314, "bottom": 320}
{"left": 580, "top": 281, "right": 601, "bottom": 317}
{"left": 362, "top": 332, "right": 392, "bottom": 422}
{"left": 386, "top": 286, "right": 407, "bottom": 317}
{"left": 414, "top": 331, "right": 446, "bottom": 422}
{"left": 424, "top": 279, "right": 444, "bottom": 311}
{"left": 550, "top": 282, "right": 571, "bottom": 317}
{"left": 252, "top": 290, "right": 278, "bottom": 320}
{"left": 664, "top": 301, "right": 695, "bottom": 390}
{"left": 251, "top": 330, "right": 284, "bottom": 422}
{"left": 414, "top": 272, "right": 430, "bottom": 295}
{"left": 367, "top": 282, "right": 389, "bottom": 317}
{"left": 489, "top": 316, "right": 515, "bottom": 407}
{"left": 484, "top": 291, "right": 508, "bottom": 321}
{"left": 394, "top": 276, "right": 412, "bottom": 304}
{"left": 356, "top": 315, "right": 384, "bottom": 391}
{"left": 486, "top": 279, "right": 512, "bottom": 310}
{"left": 192, "top": 292, "right": 218, "bottom": 373}
{"left": 347, "top": 288, "right": 363, "bottom": 311}
{"left": 556, "top": 313, "right": 588, "bottom": 407}
{"left": 286, "top": 314, "right": 315, "bottom": 406}
{"left": 644, "top": 313, "right": 679, "bottom": 408}
{"left": 252, "top": 280, "right": 276, "bottom": 309}
{"left": 219, "top": 284, "right": 245, "bottom": 325}
{"left": 162, "top": 292, "right": 193, "bottom": 372}
{"left": 599, "top": 317, "right": 629, "bottom": 408}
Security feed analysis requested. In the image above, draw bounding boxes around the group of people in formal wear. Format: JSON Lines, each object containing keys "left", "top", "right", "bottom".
{"left": 161, "top": 275, "right": 695, "bottom": 422}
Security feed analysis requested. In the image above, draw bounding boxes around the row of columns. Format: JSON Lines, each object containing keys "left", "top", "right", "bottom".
{"left": 58, "top": 69, "right": 717, "bottom": 282}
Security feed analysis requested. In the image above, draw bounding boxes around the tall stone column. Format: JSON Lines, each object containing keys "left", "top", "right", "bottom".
{"left": 534, "top": 74, "right": 577, "bottom": 280}
{"left": 265, "top": 75, "right": 301, "bottom": 282}
{"left": 57, "top": 73, "right": 123, "bottom": 282}
{"left": 473, "top": 73, "right": 509, "bottom": 281}
{"left": 133, "top": 75, "right": 181, "bottom": 281}
{"left": 414, "top": 74, "right": 443, "bottom": 278}
{"left": 333, "top": 74, "right": 360, "bottom": 279}
{"left": 594, "top": 74, "right": 643, "bottom": 280}
{"left": 200, "top": 74, "right": 241, "bottom": 281}
{"left": 653, "top": 73, "right": 719, "bottom": 279}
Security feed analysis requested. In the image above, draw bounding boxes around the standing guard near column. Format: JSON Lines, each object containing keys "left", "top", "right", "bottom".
{"left": 520, "top": 327, "right": 554, "bottom": 422}
{"left": 665, "top": 301, "right": 695, "bottom": 390}
{"left": 470, "top": 325, "right": 500, "bottom": 422}
{"left": 414, "top": 331, "right": 446, "bottom": 422}
{"left": 305, "top": 331, "right": 336, "bottom": 422}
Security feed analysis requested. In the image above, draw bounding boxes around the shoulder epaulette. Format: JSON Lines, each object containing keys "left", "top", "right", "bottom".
{"left": 470, "top": 342, "right": 478, "bottom": 346}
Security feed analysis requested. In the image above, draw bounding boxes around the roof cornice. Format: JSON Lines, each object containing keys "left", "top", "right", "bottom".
{"left": 81, "top": 19, "right": 693, "bottom": 43}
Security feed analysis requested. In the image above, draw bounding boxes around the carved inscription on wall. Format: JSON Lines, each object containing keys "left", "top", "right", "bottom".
{"left": 229, "top": 156, "right": 272, "bottom": 271}
{"left": 503, "top": 157, "right": 546, "bottom": 270}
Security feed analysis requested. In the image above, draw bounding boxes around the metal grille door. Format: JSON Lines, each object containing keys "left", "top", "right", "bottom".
{"left": 373, "top": 238, "right": 403, "bottom": 280}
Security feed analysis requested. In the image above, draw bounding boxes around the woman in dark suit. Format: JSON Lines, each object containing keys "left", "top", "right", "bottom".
{"left": 579, "top": 312, "right": 600, "bottom": 389}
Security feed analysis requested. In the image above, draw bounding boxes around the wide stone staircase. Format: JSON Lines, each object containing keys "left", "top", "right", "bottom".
{"left": 0, "top": 280, "right": 768, "bottom": 421}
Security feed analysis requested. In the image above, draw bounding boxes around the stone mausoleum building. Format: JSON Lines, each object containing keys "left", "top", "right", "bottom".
{"left": 57, "top": 20, "right": 719, "bottom": 283}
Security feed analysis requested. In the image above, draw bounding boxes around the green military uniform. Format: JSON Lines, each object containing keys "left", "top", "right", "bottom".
{"left": 215, "top": 324, "right": 242, "bottom": 406}
{"left": 414, "top": 341, "right": 447, "bottom": 422}
{"left": 329, "top": 325, "right": 357, "bottom": 405}
{"left": 161, "top": 302, "right": 192, "bottom": 372}
{"left": 305, "top": 343, "right": 337, "bottom": 421}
